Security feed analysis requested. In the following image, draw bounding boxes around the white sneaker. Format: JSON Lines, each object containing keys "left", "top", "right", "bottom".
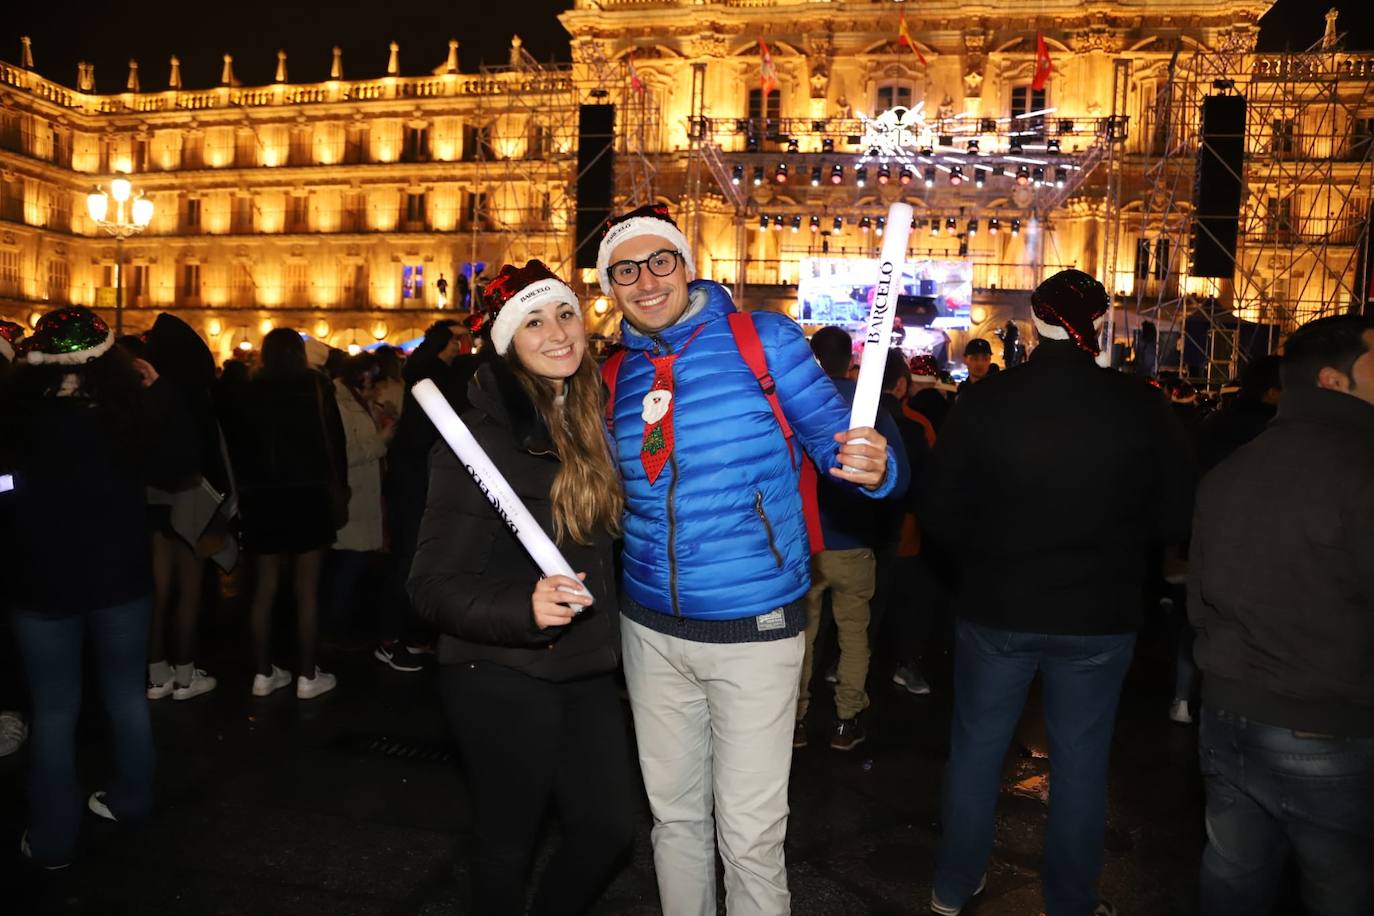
{"left": 1169, "top": 698, "right": 1194, "bottom": 725}
{"left": 930, "top": 873, "right": 987, "bottom": 915}
{"left": 251, "top": 666, "right": 293, "bottom": 697}
{"left": 172, "top": 669, "right": 217, "bottom": 701}
{"left": 0, "top": 711, "right": 27, "bottom": 757}
{"left": 296, "top": 668, "right": 337, "bottom": 700}
{"left": 88, "top": 791, "right": 116, "bottom": 822}
{"left": 147, "top": 677, "right": 176, "bottom": 700}
{"left": 892, "top": 665, "right": 933, "bottom": 696}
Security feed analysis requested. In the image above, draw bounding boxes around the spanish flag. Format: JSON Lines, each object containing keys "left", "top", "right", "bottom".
{"left": 759, "top": 38, "right": 779, "bottom": 95}
{"left": 898, "top": 15, "right": 928, "bottom": 67}
{"left": 1032, "top": 32, "right": 1052, "bottom": 91}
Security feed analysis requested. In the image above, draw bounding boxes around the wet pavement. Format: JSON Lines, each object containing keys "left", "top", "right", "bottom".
{"left": 2, "top": 573, "right": 1211, "bottom": 916}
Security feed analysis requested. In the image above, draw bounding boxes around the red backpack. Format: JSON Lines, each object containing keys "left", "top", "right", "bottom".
{"left": 601, "top": 312, "right": 825, "bottom": 555}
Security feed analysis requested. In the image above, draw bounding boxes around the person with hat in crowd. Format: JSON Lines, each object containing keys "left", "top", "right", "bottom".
{"left": 408, "top": 260, "right": 633, "bottom": 916}
{"left": 377, "top": 318, "right": 480, "bottom": 671}
{"left": 597, "top": 203, "right": 899, "bottom": 915}
{"left": 904, "top": 353, "right": 951, "bottom": 439}
{"left": 2, "top": 307, "right": 196, "bottom": 868}
{"left": 0, "top": 319, "right": 29, "bottom": 759}
{"left": 919, "top": 269, "right": 1196, "bottom": 916}
{"left": 957, "top": 338, "right": 996, "bottom": 395}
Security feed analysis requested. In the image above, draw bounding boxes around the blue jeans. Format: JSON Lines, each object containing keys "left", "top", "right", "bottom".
{"left": 1198, "top": 706, "right": 1374, "bottom": 916}
{"left": 11, "top": 597, "right": 156, "bottom": 866}
{"left": 934, "top": 619, "right": 1135, "bottom": 916}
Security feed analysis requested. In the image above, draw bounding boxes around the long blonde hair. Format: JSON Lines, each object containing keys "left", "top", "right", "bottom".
{"left": 509, "top": 353, "right": 623, "bottom": 545}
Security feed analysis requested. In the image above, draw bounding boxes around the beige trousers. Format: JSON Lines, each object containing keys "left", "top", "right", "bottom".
{"left": 797, "top": 547, "right": 875, "bottom": 721}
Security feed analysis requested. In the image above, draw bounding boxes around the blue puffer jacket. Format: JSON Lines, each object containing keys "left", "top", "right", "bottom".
{"left": 609, "top": 280, "right": 900, "bottom": 620}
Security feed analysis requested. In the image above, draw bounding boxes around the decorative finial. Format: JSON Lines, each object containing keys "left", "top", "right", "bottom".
{"left": 275, "top": 49, "right": 287, "bottom": 83}
{"left": 510, "top": 35, "right": 523, "bottom": 67}
{"left": 387, "top": 41, "right": 400, "bottom": 76}
{"left": 127, "top": 59, "right": 140, "bottom": 93}
{"left": 330, "top": 46, "right": 343, "bottom": 80}
{"left": 221, "top": 53, "right": 235, "bottom": 86}
{"left": 169, "top": 55, "right": 182, "bottom": 90}
{"left": 1323, "top": 8, "right": 1340, "bottom": 49}
{"left": 21, "top": 36, "right": 34, "bottom": 70}
{"left": 445, "top": 39, "right": 459, "bottom": 74}
{"left": 77, "top": 62, "right": 94, "bottom": 92}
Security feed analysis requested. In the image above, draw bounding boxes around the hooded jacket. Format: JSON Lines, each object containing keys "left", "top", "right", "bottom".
{"left": 407, "top": 360, "right": 620, "bottom": 681}
{"left": 608, "top": 280, "right": 899, "bottom": 621}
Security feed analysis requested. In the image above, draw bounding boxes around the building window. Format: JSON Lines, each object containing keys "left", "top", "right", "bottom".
{"left": 463, "top": 191, "right": 488, "bottom": 228}
{"left": 233, "top": 194, "right": 253, "bottom": 234}
{"left": 1266, "top": 196, "right": 1295, "bottom": 241}
{"left": 875, "top": 82, "right": 914, "bottom": 113}
{"left": 0, "top": 249, "right": 19, "bottom": 295}
{"left": 287, "top": 262, "right": 309, "bottom": 306}
{"left": 342, "top": 262, "right": 366, "bottom": 307}
{"left": 462, "top": 124, "right": 492, "bottom": 162}
{"left": 181, "top": 263, "right": 201, "bottom": 301}
{"left": 1134, "top": 238, "right": 1152, "bottom": 278}
{"left": 183, "top": 197, "right": 201, "bottom": 233}
{"left": 129, "top": 263, "right": 149, "bottom": 302}
{"left": 1153, "top": 238, "right": 1171, "bottom": 280}
{"left": 133, "top": 138, "right": 149, "bottom": 173}
{"left": 403, "top": 125, "right": 430, "bottom": 162}
{"left": 182, "top": 134, "right": 204, "bottom": 170}
{"left": 235, "top": 130, "right": 257, "bottom": 168}
{"left": 1010, "top": 86, "right": 1047, "bottom": 135}
{"left": 1271, "top": 118, "right": 1296, "bottom": 156}
{"left": 232, "top": 263, "right": 254, "bottom": 305}
{"left": 747, "top": 88, "right": 780, "bottom": 123}
{"left": 402, "top": 264, "right": 425, "bottom": 300}
{"left": 288, "top": 195, "right": 309, "bottom": 233}
{"left": 46, "top": 260, "right": 70, "bottom": 304}
{"left": 404, "top": 192, "right": 427, "bottom": 227}
{"left": 538, "top": 191, "right": 552, "bottom": 223}
{"left": 526, "top": 124, "right": 552, "bottom": 159}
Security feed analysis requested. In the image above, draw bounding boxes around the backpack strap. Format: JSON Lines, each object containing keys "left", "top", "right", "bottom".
{"left": 601, "top": 349, "right": 628, "bottom": 434}
{"left": 726, "top": 311, "right": 825, "bottom": 555}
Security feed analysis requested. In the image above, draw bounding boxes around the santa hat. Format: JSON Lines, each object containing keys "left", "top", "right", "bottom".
{"left": 596, "top": 203, "right": 695, "bottom": 297}
{"left": 0, "top": 319, "right": 24, "bottom": 362}
{"left": 1030, "top": 269, "right": 1110, "bottom": 355}
{"left": 908, "top": 354, "right": 940, "bottom": 384}
{"left": 484, "top": 260, "right": 582, "bottom": 356}
{"left": 19, "top": 307, "right": 116, "bottom": 366}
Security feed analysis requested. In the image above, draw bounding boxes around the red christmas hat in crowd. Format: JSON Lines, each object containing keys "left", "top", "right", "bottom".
{"left": 595, "top": 203, "right": 695, "bottom": 296}
{"left": 18, "top": 307, "right": 116, "bottom": 366}
{"left": 483, "top": 260, "right": 581, "bottom": 356}
{"left": 908, "top": 353, "right": 940, "bottom": 382}
{"left": 0, "top": 319, "right": 24, "bottom": 362}
{"left": 1030, "top": 269, "right": 1110, "bottom": 355}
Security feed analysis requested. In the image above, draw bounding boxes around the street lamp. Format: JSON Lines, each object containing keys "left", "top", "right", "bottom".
{"left": 87, "top": 177, "right": 154, "bottom": 334}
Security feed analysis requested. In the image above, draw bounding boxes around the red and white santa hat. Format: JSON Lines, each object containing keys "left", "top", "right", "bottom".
{"left": 484, "top": 260, "right": 582, "bottom": 356}
{"left": 596, "top": 203, "right": 695, "bottom": 297}
{"left": 0, "top": 319, "right": 24, "bottom": 362}
{"left": 1030, "top": 269, "right": 1110, "bottom": 355}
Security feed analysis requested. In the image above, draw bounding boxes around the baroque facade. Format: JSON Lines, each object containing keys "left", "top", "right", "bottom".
{"left": 2, "top": 0, "right": 1371, "bottom": 367}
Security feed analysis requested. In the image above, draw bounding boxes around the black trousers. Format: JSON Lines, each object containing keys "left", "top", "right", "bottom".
{"left": 869, "top": 547, "right": 939, "bottom": 665}
{"left": 441, "top": 662, "right": 635, "bottom": 916}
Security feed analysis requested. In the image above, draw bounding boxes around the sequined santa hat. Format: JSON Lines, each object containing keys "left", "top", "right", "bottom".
{"left": 19, "top": 307, "right": 116, "bottom": 366}
{"left": 484, "top": 260, "right": 582, "bottom": 356}
{"left": 1030, "top": 269, "right": 1110, "bottom": 355}
{"left": 596, "top": 203, "right": 695, "bottom": 297}
{"left": 0, "top": 319, "right": 24, "bottom": 362}
{"left": 908, "top": 353, "right": 940, "bottom": 384}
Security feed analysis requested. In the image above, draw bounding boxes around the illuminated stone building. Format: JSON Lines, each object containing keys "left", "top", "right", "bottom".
{"left": 2, "top": 2, "right": 1371, "bottom": 373}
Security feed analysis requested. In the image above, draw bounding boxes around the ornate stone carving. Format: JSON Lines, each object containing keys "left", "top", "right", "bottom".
{"left": 1070, "top": 29, "right": 1123, "bottom": 54}
{"left": 962, "top": 27, "right": 988, "bottom": 100}
{"left": 571, "top": 38, "right": 610, "bottom": 66}
{"left": 686, "top": 33, "right": 729, "bottom": 59}
{"left": 963, "top": 68, "right": 984, "bottom": 99}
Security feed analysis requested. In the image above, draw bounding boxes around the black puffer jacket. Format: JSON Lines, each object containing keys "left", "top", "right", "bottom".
{"left": 407, "top": 360, "right": 620, "bottom": 681}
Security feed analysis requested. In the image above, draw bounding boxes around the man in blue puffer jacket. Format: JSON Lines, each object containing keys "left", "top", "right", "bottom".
{"left": 599, "top": 204, "right": 899, "bottom": 916}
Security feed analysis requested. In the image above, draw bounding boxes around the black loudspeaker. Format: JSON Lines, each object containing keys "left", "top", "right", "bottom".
{"left": 574, "top": 104, "right": 616, "bottom": 270}
{"left": 1191, "top": 95, "right": 1246, "bottom": 279}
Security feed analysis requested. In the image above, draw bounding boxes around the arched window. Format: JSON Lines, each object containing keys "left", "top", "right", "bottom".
{"left": 875, "top": 81, "right": 914, "bottom": 113}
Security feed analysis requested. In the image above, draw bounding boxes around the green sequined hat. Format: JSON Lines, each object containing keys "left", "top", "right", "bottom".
{"left": 20, "top": 307, "right": 116, "bottom": 366}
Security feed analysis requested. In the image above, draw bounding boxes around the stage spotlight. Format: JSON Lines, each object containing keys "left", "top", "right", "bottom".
{"left": 810, "top": 165, "right": 822, "bottom": 186}
{"left": 732, "top": 164, "right": 744, "bottom": 186}
{"left": 1046, "top": 138, "right": 1061, "bottom": 154}
{"left": 923, "top": 166, "right": 936, "bottom": 188}
{"left": 974, "top": 168, "right": 986, "bottom": 188}
{"left": 898, "top": 166, "right": 913, "bottom": 185}
{"left": 775, "top": 162, "right": 789, "bottom": 184}
{"left": 989, "top": 217, "right": 1000, "bottom": 235}
{"left": 967, "top": 139, "right": 980, "bottom": 154}
{"left": 859, "top": 216, "right": 872, "bottom": 233}
{"left": 929, "top": 217, "right": 940, "bottom": 236}
{"left": 833, "top": 215, "right": 844, "bottom": 232}
{"left": 1032, "top": 166, "right": 1045, "bottom": 186}
{"left": 877, "top": 164, "right": 891, "bottom": 185}
{"left": 753, "top": 166, "right": 764, "bottom": 186}
{"left": 1015, "top": 165, "right": 1030, "bottom": 186}
{"left": 946, "top": 216, "right": 957, "bottom": 232}
{"left": 1053, "top": 166, "right": 1065, "bottom": 188}
{"left": 822, "top": 138, "right": 835, "bottom": 153}
{"left": 950, "top": 165, "right": 964, "bottom": 186}
{"left": 1010, "top": 218, "right": 1021, "bottom": 236}
{"left": 856, "top": 165, "right": 868, "bottom": 187}
{"left": 759, "top": 213, "right": 770, "bottom": 229}
{"left": 830, "top": 164, "right": 844, "bottom": 184}
{"left": 773, "top": 214, "right": 784, "bottom": 231}
{"left": 968, "top": 218, "right": 979, "bottom": 236}
{"left": 875, "top": 216, "right": 886, "bottom": 236}
{"left": 810, "top": 215, "right": 821, "bottom": 233}
{"left": 791, "top": 215, "right": 802, "bottom": 232}
{"left": 787, "top": 138, "right": 800, "bottom": 154}
{"left": 1009, "top": 138, "right": 1023, "bottom": 154}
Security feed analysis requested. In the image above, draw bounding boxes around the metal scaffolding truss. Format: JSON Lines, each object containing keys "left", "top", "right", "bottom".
{"left": 1129, "top": 36, "right": 1374, "bottom": 384}
{"left": 469, "top": 50, "right": 580, "bottom": 276}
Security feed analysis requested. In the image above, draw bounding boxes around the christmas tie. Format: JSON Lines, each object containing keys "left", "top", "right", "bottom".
{"left": 640, "top": 353, "right": 677, "bottom": 485}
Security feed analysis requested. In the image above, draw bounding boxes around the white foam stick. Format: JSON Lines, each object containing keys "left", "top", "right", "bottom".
{"left": 412, "top": 378, "right": 593, "bottom": 605}
{"left": 849, "top": 201, "right": 915, "bottom": 434}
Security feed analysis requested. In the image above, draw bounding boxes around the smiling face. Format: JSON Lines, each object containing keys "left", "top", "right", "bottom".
{"left": 606, "top": 234, "right": 690, "bottom": 334}
{"left": 510, "top": 301, "right": 586, "bottom": 388}
{"left": 965, "top": 352, "right": 992, "bottom": 380}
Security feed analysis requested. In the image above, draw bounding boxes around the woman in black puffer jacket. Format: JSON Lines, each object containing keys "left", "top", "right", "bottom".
{"left": 407, "top": 261, "right": 632, "bottom": 916}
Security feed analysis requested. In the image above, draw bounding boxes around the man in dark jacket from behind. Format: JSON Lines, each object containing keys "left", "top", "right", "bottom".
{"left": 921, "top": 269, "right": 1196, "bottom": 916}
{"left": 1189, "top": 314, "right": 1374, "bottom": 916}
{"left": 1193, "top": 353, "right": 1281, "bottom": 474}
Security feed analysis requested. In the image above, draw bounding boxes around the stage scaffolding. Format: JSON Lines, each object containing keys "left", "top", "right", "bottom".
{"left": 1130, "top": 37, "right": 1374, "bottom": 385}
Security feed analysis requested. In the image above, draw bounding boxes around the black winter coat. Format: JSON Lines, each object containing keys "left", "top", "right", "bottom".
{"left": 1189, "top": 388, "right": 1374, "bottom": 737}
{"left": 407, "top": 361, "right": 620, "bottom": 681}
{"left": 919, "top": 339, "right": 1196, "bottom": 635}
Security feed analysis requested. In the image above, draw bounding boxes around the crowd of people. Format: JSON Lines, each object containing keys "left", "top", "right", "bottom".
{"left": 0, "top": 201, "right": 1370, "bottom": 916}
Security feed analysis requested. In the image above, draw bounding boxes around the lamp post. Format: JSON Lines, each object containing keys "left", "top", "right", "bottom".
{"left": 87, "top": 177, "right": 154, "bottom": 335}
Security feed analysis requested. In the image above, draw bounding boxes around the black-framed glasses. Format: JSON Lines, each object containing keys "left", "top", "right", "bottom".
{"left": 607, "top": 249, "right": 681, "bottom": 286}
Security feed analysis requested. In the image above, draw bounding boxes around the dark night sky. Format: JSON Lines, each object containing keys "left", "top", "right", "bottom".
{"left": 8, "top": 0, "right": 1374, "bottom": 92}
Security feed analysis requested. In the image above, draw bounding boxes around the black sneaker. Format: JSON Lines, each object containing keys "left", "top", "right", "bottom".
{"left": 373, "top": 641, "right": 424, "bottom": 673}
{"left": 830, "top": 717, "right": 866, "bottom": 751}
{"left": 793, "top": 720, "right": 808, "bottom": 749}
